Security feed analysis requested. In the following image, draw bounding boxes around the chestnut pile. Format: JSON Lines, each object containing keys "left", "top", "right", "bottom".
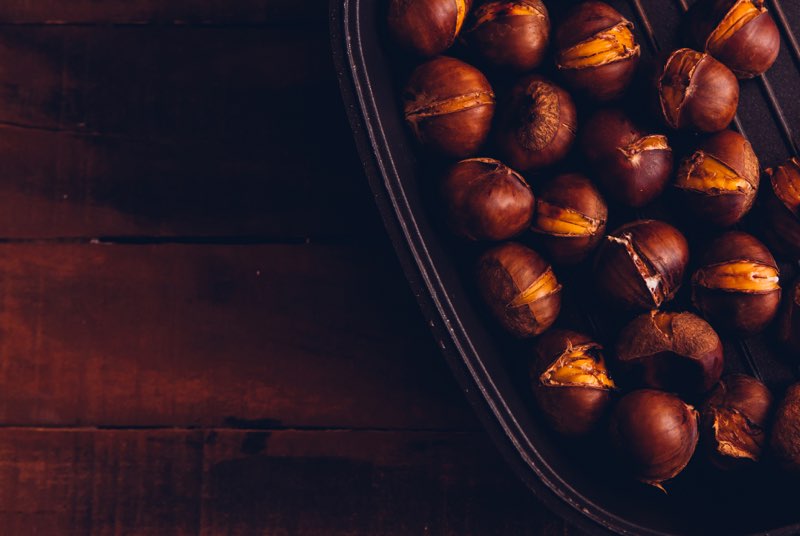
{"left": 389, "top": 0, "right": 799, "bottom": 489}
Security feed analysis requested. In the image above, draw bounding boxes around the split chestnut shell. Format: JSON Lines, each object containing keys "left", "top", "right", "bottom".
{"left": 388, "top": 0, "right": 472, "bottom": 57}
{"left": 763, "top": 157, "right": 800, "bottom": 260}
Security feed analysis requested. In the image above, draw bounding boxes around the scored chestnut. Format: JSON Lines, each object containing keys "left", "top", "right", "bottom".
{"left": 778, "top": 278, "right": 800, "bottom": 357}
{"left": 530, "top": 173, "right": 608, "bottom": 265}
{"left": 609, "top": 389, "right": 699, "bottom": 489}
{"left": 465, "top": 0, "right": 550, "bottom": 72}
{"left": 675, "top": 129, "right": 759, "bottom": 227}
{"left": 403, "top": 56, "right": 495, "bottom": 158}
{"left": 531, "top": 330, "right": 615, "bottom": 436}
{"left": 495, "top": 75, "right": 577, "bottom": 171}
{"left": 616, "top": 311, "right": 724, "bottom": 394}
{"left": 692, "top": 232, "right": 781, "bottom": 335}
{"left": 442, "top": 158, "right": 535, "bottom": 241}
{"left": 656, "top": 48, "right": 739, "bottom": 133}
{"left": 580, "top": 109, "right": 673, "bottom": 207}
{"left": 594, "top": 220, "right": 689, "bottom": 310}
{"left": 690, "top": 0, "right": 780, "bottom": 78}
{"left": 476, "top": 242, "right": 562, "bottom": 337}
{"left": 701, "top": 374, "right": 773, "bottom": 469}
{"left": 555, "top": 1, "right": 641, "bottom": 101}
{"left": 388, "top": 0, "right": 472, "bottom": 57}
{"left": 763, "top": 157, "right": 800, "bottom": 260}
{"left": 770, "top": 383, "right": 800, "bottom": 473}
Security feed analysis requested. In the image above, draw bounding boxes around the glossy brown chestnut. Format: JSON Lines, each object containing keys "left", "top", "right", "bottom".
{"left": 476, "top": 242, "right": 562, "bottom": 337}
{"left": 778, "top": 278, "right": 800, "bottom": 357}
{"left": 657, "top": 48, "right": 739, "bottom": 132}
{"left": 403, "top": 56, "right": 495, "bottom": 158}
{"left": 495, "top": 75, "right": 577, "bottom": 171}
{"left": 594, "top": 220, "right": 689, "bottom": 310}
{"left": 675, "top": 129, "right": 759, "bottom": 227}
{"left": 701, "top": 374, "right": 773, "bottom": 469}
{"left": 530, "top": 174, "right": 607, "bottom": 265}
{"left": 555, "top": 1, "right": 641, "bottom": 101}
{"left": 465, "top": 0, "right": 550, "bottom": 72}
{"left": 388, "top": 0, "right": 472, "bottom": 57}
{"left": 609, "top": 389, "right": 699, "bottom": 489}
{"left": 691, "top": 231, "right": 781, "bottom": 335}
{"left": 763, "top": 158, "right": 800, "bottom": 260}
{"left": 580, "top": 109, "right": 673, "bottom": 207}
{"left": 616, "top": 311, "right": 724, "bottom": 394}
{"left": 531, "top": 330, "right": 615, "bottom": 436}
{"left": 690, "top": 0, "right": 780, "bottom": 78}
{"left": 770, "top": 382, "right": 800, "bottom": 472}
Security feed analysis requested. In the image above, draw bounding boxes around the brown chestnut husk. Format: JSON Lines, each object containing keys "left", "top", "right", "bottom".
{"left": 656, "top": 48, "right": 739, "bottom": 133}
{"left": 675, "top": 129, "right": 759, "bottom": 227}
{"left": 442, "top": 158, "right": 535, "bottom": 241}
{"left": 594, "top": 220, "right": 689, "bottom": 310}
{"left": 616, "top": 311, "right": 724, "bottom": 394}
{"left": 778, "top": 278, "right": 800, "bottom": 357}
{"left": 763, "top": 158, "right": 800, "bottom": 260}
{"left": 609, "top": 389, "right": 699, "bottom": 489}
{"left": 555, "top": 1, "right": 641, "bottom": 101}
{"left": 580, "top": 109, "right": 673, "bottom": 207}
{"left": 388, "top": 0, "right": 472, "bottom": 57}
{"left": 770, "top": 383, "right": 800, "bottom": 472}
{"left": 465, "top": 0, "right": 550, "bottom": 72}
{"left": 403, "top": 56, "right": 495, "bottom": 158}
{"left": 495, "top": 75, "right": 577, "bottom": 171}
{"left": 477, "top": 242, "right": 562, "bottom": 337}
{"left": 530, "top": 173, "right": 608, "bottom": 265}
{"left": 691, "top": 231, "right": 781, "bottom": 335}
{"left": 531, "top": 330, "right": 615, "bottom": 436}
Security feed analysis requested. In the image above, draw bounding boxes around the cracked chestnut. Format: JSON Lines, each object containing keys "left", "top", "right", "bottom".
{"left": 531, "top": 330, "right": 615, "bottom": 436}
{"left": 616, "top": 311, "right": 724, "bottom": 394}
{"left": 594, "top": 220, "right": 689, "bottom": 310}
{"left": 656, "top": 48, "right": 739, "bottom": 132}
{"left": 692, "top": 231, "right": 781, "bottom": 335}
{"left": 675, "top": 129, "right": 759, "bottom": 227}
{"left": 495, "top": 75, "right": 577, "bottom": 171}
{"left": 388, "top": 0, "right": 472, "bottom": 57}
{"left": 476, "top": 242, "right": 562, "bottom": 337}
{"left": 763, "top": 158, "right": 800, "bottom": 260}
{"left": 555, "top": 1, "right": 641, "bottom": 101}
{"left": 778, "top": 278, "right": 800, "bottom": 357}
{"left": 403, "top": 56, "right": 495, "bottom": 158}
{"left": 770, "top": 383, "right": 800, "bottom": 472}
{"left": 580, "top": 109, "right": 673, "bottom": 207}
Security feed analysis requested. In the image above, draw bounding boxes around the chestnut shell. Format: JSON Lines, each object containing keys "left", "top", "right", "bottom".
{"left": 770, "top": 383, "right": 800, "bottom": 472}
{"left": 763, "top": 158, "right": 800, "bottom": 260}
{"left": 388, "top": 0, "right": 473, "bottom": 57}
{"left": 778, "top": 278, "right": 800, "bottom": 357}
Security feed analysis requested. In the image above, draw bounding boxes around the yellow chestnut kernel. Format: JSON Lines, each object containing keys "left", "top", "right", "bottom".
{"left": 769, "top": 158, "right": 800, "bottom": 213}
{"left": 559, "top": 22, "right": 637, "bottom": 69}
{"left": 454, "top": 0, "right": 469, "bottom": 35}
{"left": 707, "top": 0, "right": 763, "bottom": 54}
{"left": 473, "top": 1, "right": 544, "bottom": 26}
{"left": 619, "top": 134, "right": 671, "bottom": 162}
{"left": 677, "top": 152, "right": 752, "bottom": 193}
{"left": 540, "top": 343, "right": 615, "bottom": 389}
{"left": 660, "top": 49, "right": 704, "bottom": 127}
{"left": 404, "top": 91, "right": 495, "bottom": 120}
{"left": 713, "top": 408, "right": 762, "bottom": 461}
{"left": 534, "top": 200, "right": 602, "bottom": 236}
{"left": 694, "top": 261, "right": 780, "bottom": 292}
{"left": 510, "top": 266, "right": 561, "bottom": 307}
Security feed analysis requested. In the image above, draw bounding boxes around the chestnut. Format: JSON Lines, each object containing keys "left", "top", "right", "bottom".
{"left": 674, "top": 129, "right": 759, "bottom": 227}
{"left": 476, "top": 242, "right": 562, "bottom": 337}
{"left": 531, "top": 173, "right": 607, "bottom": 264}
{"left": 701, "top": 374, "right": 773, "bottom": 469}
{"left": 690, "top": 0, "right": 780, "bottom": 78}
{"left": 770, "top": 383, "right": 800, "bottom": 472}
{"left": 531, "top": 330, "right": 615, "bottom": 436}
{"left": 763, "top": 158, "right": 800, "bottom": 260}
{"left": 554, "top": 2, "right": 641, "bottom": 101}
{"left": 580, "top": 109, "right": 673, "bottom": 207}
{"left": 616, "top": 311, "right": 724, "bottom": 394}
{"left": 403, "top": 56, "right": 495, "bottom": 158}
{"left": 609, "top": 389, "right": 699, "bottom": 489}
{"left": 778, "top": 278, "right": 800, "bottom": 357}
{"left": 388, "top": 0, "right": 472, "bottom": 57}
{"left": 656, "top": 48, "right": 739, "bottom": 133}
{"left": 594, "top": 220, "right": 689, "bottom": 310}
{"left": 691, "top": 231, "right": 781, "bottom": 335}
{"left": 465, "top": 0, "right": 550, "bottom": 72}
{"left": 442, "top": 158, "right": 535, "bottom": 241}
{"left": 495, "top": 75, "right": 577, "bottom": 171}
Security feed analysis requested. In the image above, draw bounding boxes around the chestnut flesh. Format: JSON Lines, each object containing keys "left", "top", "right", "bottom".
{"left": 388, "top": 0, "right": 472, "bottom": 57}
{"left": 770, "top": 383, "right": 800, "bottom": 473}
{"left": 763, "top": 157, "right": 800, "bottom": 260}
{"left": 778, "top": 278, "right": 800, "bottom": 357}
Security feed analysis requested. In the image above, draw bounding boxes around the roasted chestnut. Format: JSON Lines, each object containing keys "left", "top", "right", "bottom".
{"left": 555, "top": 1, "right": 641, "bottom": 101}
{"left": 530, "top": 173, "right": 608, "bottom": 264}
{"left": 609, "top": 389, "right": 699, "bottom": 489}
{"left": 690, "top": 0, "right": 780, "bottom": 78}
{"left": 691, "top": 231, "right": 781, "bottom": 335}
{"left": 656, "top": 48, "right": 739, "bottom": 133}
{"left": 675, "top": 129, "right": 759, "bottom": 227}
{"left": 531, "top": 330, "right": 615, "bottom": 436}
{"left": 495, "top": 75, "right": 577, "bottom": 171}
{"left": 580, "top": 109, "right": 673, "bottom": 207}
{"left": 770, "top": 382, "right": 800, "bottom": 472}
{"left": 442, "top": 158, "right": 535, "bottom": 241}
{"left": 477, "top": 242, "right": 562, "bottom": 337}
{"left": 465, "top": 0, "right": 550, "bottom": 72}
{"left": 616, "top": 311, "right": 724, "bottom": 394}
{"left": 403, "top": 56, "right": 495, "bottom": 158}
{"left": 388, "top": 0, "right": 472, "bottom": 57}
{"left": 763, "top": 158, "right": 800, "bottom": 260}
{"left": 594, "top": 220, "right": 689, "bottom": 310}
{"left": 701, "top": 374, "right": 773, "bottom": 469}
{"left": 778, "top": 278, "right": 800, "bottom": 357}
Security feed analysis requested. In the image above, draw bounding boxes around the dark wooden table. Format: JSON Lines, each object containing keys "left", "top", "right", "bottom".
{"left": 0, "top": 2, "right": 580, "bottom": 534}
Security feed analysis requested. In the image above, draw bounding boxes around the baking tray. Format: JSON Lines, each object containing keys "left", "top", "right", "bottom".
{"left": 330, "top": 0, "right": 800, "bottom": 534}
